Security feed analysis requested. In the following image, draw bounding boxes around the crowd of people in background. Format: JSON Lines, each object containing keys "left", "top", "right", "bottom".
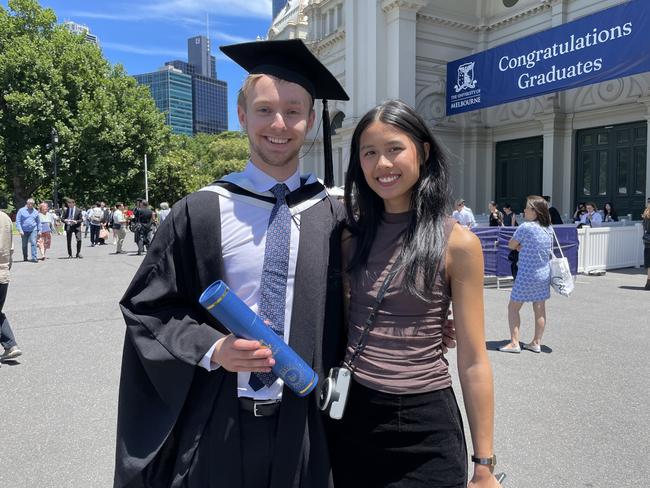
{"left": 0, "top": 197, "right": 170, "bottom": 368}
{"left": 10, "top": 197, "right": 171, "bottom": 260}
{"left": 450, "top": 197, "right": 641, "bottom": 229}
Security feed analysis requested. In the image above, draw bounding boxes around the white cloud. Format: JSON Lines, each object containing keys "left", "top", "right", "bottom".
{"left": 68, "top": 0, "right": 272, "bottom": 24}
{"left": 64, "top": 11, "right": 144, "bottom": 22}
{"left": 101, "top": 42, "right": 187, "bottom": 59}
{"left": 212, "top": 31, "right": 254, "bottom": 44}
{"left": 143, "top": 0, "right": 272, "bottom": 20}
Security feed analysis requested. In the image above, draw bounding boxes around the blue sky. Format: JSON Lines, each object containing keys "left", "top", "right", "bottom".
{"left": 3, "top": 0, "right": 274, "bottom": 131}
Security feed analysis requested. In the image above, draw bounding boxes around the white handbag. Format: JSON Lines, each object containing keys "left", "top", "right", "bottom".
{"left": 549, "top": 229, "right": 574, "bottom": 297}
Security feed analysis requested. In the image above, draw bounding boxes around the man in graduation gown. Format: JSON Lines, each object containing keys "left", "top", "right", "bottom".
{"left": 113, "top": 39, "right": 348, "bottom": 488}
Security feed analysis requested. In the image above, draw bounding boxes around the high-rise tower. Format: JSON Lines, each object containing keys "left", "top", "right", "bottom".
{"left": 133, "top": 66, "right": 193, "bottom": 136}
{"left": 188, "top": 36, "right": 212, "bottom": 78}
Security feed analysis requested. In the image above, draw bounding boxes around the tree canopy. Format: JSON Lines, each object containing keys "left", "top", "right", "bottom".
{"left": 147, "top": 132, "right": 249, "bottom": 206}
{"left": 0, "top": 0, "right": 169, "bottom": 208}
{"left": 0, "top": 0, "right": 250, "bottom": 210}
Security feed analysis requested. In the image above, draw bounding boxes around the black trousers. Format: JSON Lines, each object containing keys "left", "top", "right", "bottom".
{"left": 331, "top": 380, "right": 467, "bottom": 488}
{"left": 240, "top": 409, "right": 279, "bottom": 488}
{"left": 0, "top": 283, "right": 17, "bottom": 349}
{"left": 90, "top": 224, "right": 100, "bottom": 245}
{"left": 135, "top": 224, "right": 151, "bottom": 254}
{"left": 66, "top": 228, "right": 82, "bottom": 256}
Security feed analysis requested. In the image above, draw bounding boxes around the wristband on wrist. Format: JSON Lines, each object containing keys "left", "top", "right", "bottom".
{"left": 471, "top": 454, "right": 497, "bottom": 466}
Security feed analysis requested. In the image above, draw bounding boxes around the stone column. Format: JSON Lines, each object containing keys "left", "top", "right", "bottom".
{"left": 463, "top": 127, "right": 493, "bottom": 209}
{"left": 381, "top": 0, "right": 427, "bottom": 106}
{"left": 537, "top": 111, "right": 572, "bottom": 215}
{"left": 346, "top": 0, "right": 384, "bottom": 115}
{"left": 645, "top": 115, "right": 650, "bottom": 203}
{"left": 639, "top": 98, "right": 650, "bottom": 204}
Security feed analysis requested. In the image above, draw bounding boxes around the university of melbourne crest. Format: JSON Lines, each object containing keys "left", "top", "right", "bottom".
{"left": 454, "top": 62, "right": 477, "bottom": 93}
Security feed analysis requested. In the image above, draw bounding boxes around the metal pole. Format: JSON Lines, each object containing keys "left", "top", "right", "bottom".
{"left": 51, "top": 128, "right": 59, "bottom": 210}
{"left": 144, "top": 154, "right": 149, "bottom": 202}
{"left": 53, "top": 143, "right": 58, "bottom": 209}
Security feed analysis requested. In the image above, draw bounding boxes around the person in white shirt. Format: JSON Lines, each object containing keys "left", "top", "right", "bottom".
{"left": 580, "top": 202, "right": 603, "bottom": 227}
{"left": 111, "top": 203, "right": 127, "bottom": 254}
{"left": 452, "top": 198, "right": 477, "bottom": 228}
{"left": 157, "top": 202, "right": 171, "bottom": 223}
{"left": 81, "top": 208, "right": 89, "bottom": 237}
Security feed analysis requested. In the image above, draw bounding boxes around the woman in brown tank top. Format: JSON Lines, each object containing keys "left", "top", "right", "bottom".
{"left": 330, "top": 100, "right": 500, "bottom": 488}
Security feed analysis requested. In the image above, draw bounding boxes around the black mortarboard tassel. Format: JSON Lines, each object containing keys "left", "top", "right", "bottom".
{"left": 221, "top": 39, "right": 349, "bottom": 188}
{"left": 321, "top": 100, "right": 334, "bottom": 188}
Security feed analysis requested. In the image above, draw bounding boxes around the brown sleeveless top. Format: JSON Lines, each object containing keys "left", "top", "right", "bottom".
{"left": 342, "top": 212, "right": 455, "bottom": 394}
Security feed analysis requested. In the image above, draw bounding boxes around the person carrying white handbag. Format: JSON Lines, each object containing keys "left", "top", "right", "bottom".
{"left": 499, "top": 195, "right": 557, "bottom": 354}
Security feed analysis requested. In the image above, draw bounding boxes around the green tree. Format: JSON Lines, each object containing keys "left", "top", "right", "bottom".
{"left": 0, "top": 0, "right": 168, "bottom": 208}
{"left": 148, "top": 131, "right": 249, "bottom": 206}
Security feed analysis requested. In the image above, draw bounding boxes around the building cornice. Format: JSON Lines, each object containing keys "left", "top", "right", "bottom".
{"left": 416, "top": 12, "right": 481, "bottom": 32}
{"left": 381, "top": 0, "right": 429, "bottom": 15}
{"left": 308, "top": 28, "right": 345, "bottom": 54}
{"left": 304, "top": 0, "right": 342, "bottom": 14}
{"left": 417, "top": 1, "right": 557, "bottom": 33}
{"left": 271, "top": 1, "right": 307, "bottom": 30}
{"left": 488, "top": 1, "right": 553, "bottom": 31}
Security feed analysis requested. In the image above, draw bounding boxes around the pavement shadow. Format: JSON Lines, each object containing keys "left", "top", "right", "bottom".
{"left": 486, "top": 340, "right": 508, "bottom": 351}
{"left": 486, "top": 340, "right": 553, "bottom": 353}
{"left": 618, "top": 285, "right": 648, "bottom": 291}
{"left": 0, "top": 360, "right": 22, "bottom": 366}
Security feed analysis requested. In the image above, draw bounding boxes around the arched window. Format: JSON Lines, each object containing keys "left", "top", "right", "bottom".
{"left": 330, "top": 111, "right": 345, "bottom": 135}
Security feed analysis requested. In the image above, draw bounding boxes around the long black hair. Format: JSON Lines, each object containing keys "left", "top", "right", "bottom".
{"left": 344, "top": 99, "right": 451, "bottom": 300}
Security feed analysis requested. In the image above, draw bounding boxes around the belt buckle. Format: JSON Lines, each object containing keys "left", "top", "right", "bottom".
{"left": 253, "top": 399, "right": 277, "bottom": 417}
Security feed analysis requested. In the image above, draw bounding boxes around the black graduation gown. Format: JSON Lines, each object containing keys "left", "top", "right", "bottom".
{"left": 114, "top": 183, "right": 345, "bottom": 488}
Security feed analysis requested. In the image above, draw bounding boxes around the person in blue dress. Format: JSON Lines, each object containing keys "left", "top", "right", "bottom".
{"left": 499, "top": 195, "right": 552, "bottom": 354}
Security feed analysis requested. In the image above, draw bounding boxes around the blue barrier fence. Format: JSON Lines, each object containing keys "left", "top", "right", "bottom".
{"left": 472, "top": 225, "right": 579, "bottom": 277}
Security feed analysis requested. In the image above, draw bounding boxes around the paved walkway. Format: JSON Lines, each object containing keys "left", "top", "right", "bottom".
{"left": 1, "top": 231, "right": 648, "bottom": 487}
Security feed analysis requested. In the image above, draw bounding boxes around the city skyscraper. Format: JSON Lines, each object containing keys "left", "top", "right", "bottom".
{"left": 134, "top": 66, "right": 193, "bottom": 136}
{"left": 273, "top": 0, "right": 289, "bottom": 19}
{"left": 136, "top": 35, "right": 228, "bottom": 136}
{"left": 165, "top": 36, "right": 228, "bottom": 135}
{"left": 63, "top": 21, "right": 99, "bottom": 46}
{"left": 188, "top": 36, "right": 211, "bottom": 78}
{"left": 192, "top": 75, "right": 228, "bottom": 134}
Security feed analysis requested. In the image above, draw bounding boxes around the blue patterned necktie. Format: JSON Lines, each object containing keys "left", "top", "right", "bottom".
{"left": 249, "top": 183, "right": 292, "bottom": 391}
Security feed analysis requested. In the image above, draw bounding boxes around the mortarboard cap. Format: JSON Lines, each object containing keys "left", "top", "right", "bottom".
{"left": 221, "top": 39, "right": 349, "bottom": 187}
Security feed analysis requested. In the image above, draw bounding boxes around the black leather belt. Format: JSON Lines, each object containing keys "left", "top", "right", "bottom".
{"left": 239, "top": 398, "right": 281, "bottom": 417}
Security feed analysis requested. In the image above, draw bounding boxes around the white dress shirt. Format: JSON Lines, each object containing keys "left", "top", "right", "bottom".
{"left": 452, "top": 206, "right": 476, "bottom": 228}
{"left": 580, "top": 211, "right": 602, "bottom": 227}
{"left": 200, "top": 162, "right": 302, "bottom": 401}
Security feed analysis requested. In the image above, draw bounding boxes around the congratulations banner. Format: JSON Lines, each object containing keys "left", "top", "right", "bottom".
{"left": 446, "top": 0, "right": 650, "bottom": 116}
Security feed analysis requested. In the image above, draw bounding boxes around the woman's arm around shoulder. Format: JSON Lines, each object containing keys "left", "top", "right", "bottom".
{"left": 446, "top": 224, "right": 501, "bottom": 488}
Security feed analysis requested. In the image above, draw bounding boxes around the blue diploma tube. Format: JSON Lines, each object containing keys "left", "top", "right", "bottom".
{"left": 199, "top": 280, "right": 318, "bottom": 397}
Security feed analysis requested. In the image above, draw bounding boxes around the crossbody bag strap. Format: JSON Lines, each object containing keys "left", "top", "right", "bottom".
{"left": 344, "top": 259, "right": 401, "bottom": 371}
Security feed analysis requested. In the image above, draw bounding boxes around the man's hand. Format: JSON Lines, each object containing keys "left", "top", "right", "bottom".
{"left": 441, "top": 310, "right": 457, "bottom": 354}
{"left": 211, "top": 334, "right": 275, "bottom": 372}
